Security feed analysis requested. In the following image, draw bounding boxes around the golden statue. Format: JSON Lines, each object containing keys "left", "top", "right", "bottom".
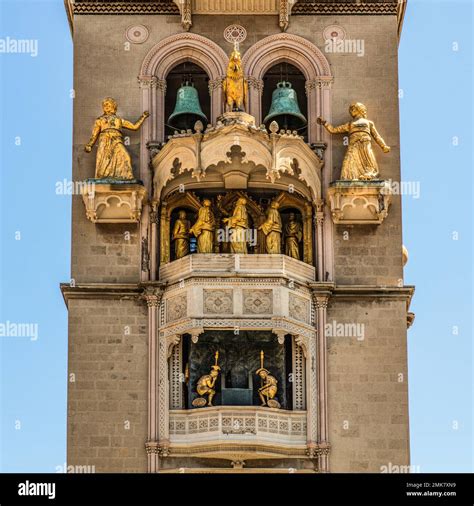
{"left": 285, "top": 213, "right": 302, "bottom": 260}
{"left": 195, "top": 352, "right": 221, "bottom": 407}
{"left": 85, "top": 97, "right": 149, "bottom": 180}
{"left": 190, "top": 199, "right": 216, "bottom": 253}
{"left": 172, "top": 210, "right": 190, "bottom": 259}
{"left": 222, "top": 48, "right": 248, "bottom": 112}
{"left": 259, "top": 201, "right": 282, "bottom": 254}
{"left": 223, "top": 197, "right": 249, "bottom": 254}
{"left": 256, "top": 351, "right": 279, "bottom": 408}
{"left": 318, "top": 102, "right": 390, "bottom": 181}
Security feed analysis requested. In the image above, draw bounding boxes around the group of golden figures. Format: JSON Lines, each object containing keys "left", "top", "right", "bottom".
{"left": 85, "top": 48, "right": 389, "bottom": 184}
{"left": 195, "top": 351, "right": 279, "bottom": 409}
{"left": 172, "top": 198, "right": 303, "bottom": 260}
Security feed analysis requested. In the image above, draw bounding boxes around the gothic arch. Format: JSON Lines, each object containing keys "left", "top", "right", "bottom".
{"left": 242, "top": 33, "right": 333, "bottom": 143}
{"left": 139, "top": 33, "right": 229, "bottom": 143}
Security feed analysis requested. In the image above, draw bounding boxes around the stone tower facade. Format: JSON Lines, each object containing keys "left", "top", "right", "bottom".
{"left": 62, "top": 0, "right": 414, "bottom": 473}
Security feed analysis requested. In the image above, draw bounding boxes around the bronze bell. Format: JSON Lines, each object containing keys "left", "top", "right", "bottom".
{"left": 168, "top": 81, "right": 207, "bottom": 130}
{"left": 263, "top": 81, "right": 307, "bottom": 130}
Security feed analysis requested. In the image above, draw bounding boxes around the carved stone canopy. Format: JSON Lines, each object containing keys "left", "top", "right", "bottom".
{"left": 152, "top": 112, "right": 323, "bottom": 203}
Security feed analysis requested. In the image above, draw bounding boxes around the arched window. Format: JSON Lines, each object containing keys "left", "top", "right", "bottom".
{"left": 262, "top": 62, "right": 308, "bottom": 141}
{"left": 164, "top": 62, "right": 211, "bottom": 137}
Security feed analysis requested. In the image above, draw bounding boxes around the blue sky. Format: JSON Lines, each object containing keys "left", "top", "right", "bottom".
{"left": 0, "top": 0, "right": 472, "bottom": 472}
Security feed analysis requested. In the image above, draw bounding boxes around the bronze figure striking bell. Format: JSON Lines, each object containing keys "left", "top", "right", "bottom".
{"left": 263, "top": 81, "right": 307, "bottom": 130}
{"left": 168, "top": 82, "right": 208, "bottom": 130}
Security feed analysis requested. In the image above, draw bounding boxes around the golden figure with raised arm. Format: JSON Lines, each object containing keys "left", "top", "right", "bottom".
{"left": 196, "top": 352, "right": 221, "bottom": 407}
{"left": 256, "top": 351, "right": 279, "bottom": 408}
{"left": 318, "top": 102, "right": 390, "bottom": 181}
{"left": 85, "top": 97, "right": 149, "bottom": 180}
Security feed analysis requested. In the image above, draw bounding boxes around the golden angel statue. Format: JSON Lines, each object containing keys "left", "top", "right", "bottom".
{"left": 223, "top": 197, "right": 249, "bottom": 254}
{"left": 318, "top": 102, "right": 390, "bottom": 181}
{"left": 222, "top": 48, "right": 248, "bottom": 112}
{"left": 85, "top": 97, "right": 149, "bottom": 180}
{"left": 195, "top": 352, "right": 221, "bottom": 407}
{"left": 172, "top": 210, "right": 190, "bottom": 260}
{"left": 285, "top": 213, "right": 302, "bottom": 260}
{"left": 190, "top": 199, "right": 216, "bottom": 253}
{"left": 259, "top": 201, "right": 282, "bottom": 254}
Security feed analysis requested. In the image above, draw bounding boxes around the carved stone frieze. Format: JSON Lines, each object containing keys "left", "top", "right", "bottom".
{"left": 166, "top": 294, "right": 187, "bottom": 322}
{"left": 289, "top": 293, "right": 310, "bottom": 324}
{"left": 242, "top": 289, "right": 273, "bottom": 315}
{"left": 203, "top": 289, "right": 233, "bottom": 315}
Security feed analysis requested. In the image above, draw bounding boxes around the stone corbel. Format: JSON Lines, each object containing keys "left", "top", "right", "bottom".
{"left": 174, "top": 0, "right": 192, "bottom": 31}
{"left": 279, "top": 0, "right": 296, "bottom": 32}
{"left": 166, "top": 334, "right": 181, "bottom": 358}
{"left": 191, "top": 328, "right": 204, "bottom": 344}
{"left": 294, "top": 334, "right": 308, "bottom": 357}
{"left": 274, "top": 330, "right": 286, "bottom": 345}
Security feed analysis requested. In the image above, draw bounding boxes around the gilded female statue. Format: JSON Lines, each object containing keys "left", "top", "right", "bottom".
{"left": 85, "top": 97, "right": 149, "bottom": 180}
{"left": 172, "top": 210, "right": 190, "bottom": 259}
{"left": 259, "top": 201, "right": 282, "bottom": 254}
{"left": 223, "top": 197, "right": 249, "bottom": 254}
{"left": 318, "top": 102, "right": 390, "bottom": 181}
{"left": 190, "top": 199, "right": 215, "bottom": 253}
{"left": 285, "top": 213, "right": 302, "bottom": 260}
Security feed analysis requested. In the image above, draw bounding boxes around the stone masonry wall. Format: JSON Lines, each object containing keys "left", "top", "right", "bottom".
{"left": 327, "top": 298, "right": 410, "bottom": 472}
{"left": 67, "top": 298, "right": 148, "bottom": 472}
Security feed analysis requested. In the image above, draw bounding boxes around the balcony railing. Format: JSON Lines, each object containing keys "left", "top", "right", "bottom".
{"left": 160, "top": 254, "right": 315, "bottom": 284}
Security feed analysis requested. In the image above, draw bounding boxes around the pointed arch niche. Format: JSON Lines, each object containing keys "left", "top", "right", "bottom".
{"left": 139, "top": 33, "right": 228, "bottom": 144}
{"left": 242, "top": 33, "right": 333, "bottom": 144}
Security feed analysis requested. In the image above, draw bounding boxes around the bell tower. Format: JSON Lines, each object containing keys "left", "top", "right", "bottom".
{"left": 64, "top": 0, "right": 412, "bottom": 473}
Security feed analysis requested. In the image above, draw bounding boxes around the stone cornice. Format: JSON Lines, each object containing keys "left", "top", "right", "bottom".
{"left": 67, "top": 0, "right": 399, "bottom": 16}
{"left": 59, "top": 282, "right": 166, "bottom": 307}
{"left": 70, "top": 1, "right": 179, "bottom": 15}
{"left": 293, "top": 2, "right": 398, "bottom": 15}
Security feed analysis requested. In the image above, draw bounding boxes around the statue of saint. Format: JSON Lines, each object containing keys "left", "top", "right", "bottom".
{"left": 85, "top": 97, "right": 149, "bottom": 180}
{"left": 222, "top": 48, "right": 248, "bottom": 112}
{"left": 318, "top": 102, "right": 390, "bottom": 181}
{"left": 196, "top": 352, "right": 221, "bottom": 407}
{"left": 285, "top": 213, "right": 302, "bottom": 260}
{"left": 172, "top": 210, "right": 190, "bottom": 260}
{"left": 256, "top": 368, "right": 278, "bottom": 407}
{"left": 223, "top": 197, "right": 249, "bottom": 254}
{"left": 190, "top": 199, "right": 215, "bottom": 253}
{"left": 256, "top": 351, "right": 279, "bottom": 408}
{"left": 259, "top": 201, "right": 282, "bottom": 254}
